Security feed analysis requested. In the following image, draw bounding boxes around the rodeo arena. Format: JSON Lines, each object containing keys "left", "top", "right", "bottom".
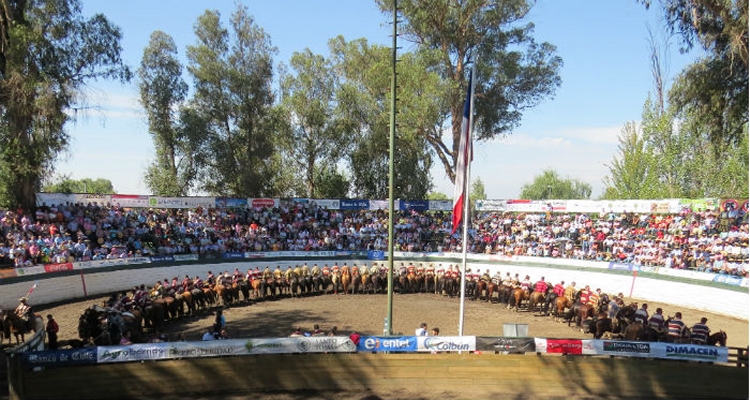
{"left": 0, "top": 193, "right": 748, "bottom": 399}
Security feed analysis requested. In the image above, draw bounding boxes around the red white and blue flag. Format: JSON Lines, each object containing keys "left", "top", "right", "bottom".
{"left": 452, "top": 70, "right": 474, "bottom": 234}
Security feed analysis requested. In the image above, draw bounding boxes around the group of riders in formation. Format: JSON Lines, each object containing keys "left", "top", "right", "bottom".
{"left": 38, "top": 259, "right": 722, "bottom": 348}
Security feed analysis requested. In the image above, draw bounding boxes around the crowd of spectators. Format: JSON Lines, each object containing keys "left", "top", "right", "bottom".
{"left": 0, "top": 201, "right": 747, "bottom": 277}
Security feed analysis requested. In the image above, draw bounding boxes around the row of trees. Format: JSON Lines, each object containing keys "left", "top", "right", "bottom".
{"left": 1, "top": 1, "right": 746, "bottom": 209}
{"left": 136, "top": 1, "right": 562, "bottom": 203}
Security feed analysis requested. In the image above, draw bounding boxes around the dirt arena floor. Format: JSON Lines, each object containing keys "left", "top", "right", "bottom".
{"left": 34, "top": 291, "right": 748, "bottom": 348}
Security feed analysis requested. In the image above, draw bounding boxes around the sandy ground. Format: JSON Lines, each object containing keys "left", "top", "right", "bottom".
{"left": 29, "top": 290, "right": 748, "bottom": 348}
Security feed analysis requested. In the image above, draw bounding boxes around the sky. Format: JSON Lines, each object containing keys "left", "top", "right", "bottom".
{"left": 59, "top": 0, "right": 703, "bottom": 200}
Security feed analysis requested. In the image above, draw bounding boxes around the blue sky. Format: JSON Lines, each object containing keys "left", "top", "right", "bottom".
{"left": 61, "top": 1, "right": 701, "bottom": 199}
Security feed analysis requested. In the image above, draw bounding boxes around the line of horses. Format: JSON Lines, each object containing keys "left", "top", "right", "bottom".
{"left": 46, "top": 265, "right": 724, "bottom": 348}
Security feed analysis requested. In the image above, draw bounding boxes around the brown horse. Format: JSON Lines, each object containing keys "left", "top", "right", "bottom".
{"left": 553, "top": 296, "right": 573, "bottom": 321}
{"left": 340, "top": 266, "right": 351, "bottom": 295}
{"left": 511, "top": 288, "right": 529, "bottom": 311}
{"left": 250, "top": 278, "right": 262, "bottom": 299}
{"left": 528, "top": 291, "right": 546, "bottom": 314}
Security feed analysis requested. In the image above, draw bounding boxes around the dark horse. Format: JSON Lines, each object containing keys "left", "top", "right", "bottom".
{"left": 78, "top": 306, "right": 143, "bottom": 345}
{"left": 2, "top": 310, "right": 38, "bottom": 343}
{"left": 707, "top": 331, "right": 728, "bottom": 347}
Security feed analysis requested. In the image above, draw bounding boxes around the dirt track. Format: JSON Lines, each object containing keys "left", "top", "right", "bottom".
{"left": 32, "top": 291, "right": 748, "bottom": 348}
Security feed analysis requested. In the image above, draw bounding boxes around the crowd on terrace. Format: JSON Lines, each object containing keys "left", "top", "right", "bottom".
{"left": 0, "top": 200, "right": 747, "bottom": 277}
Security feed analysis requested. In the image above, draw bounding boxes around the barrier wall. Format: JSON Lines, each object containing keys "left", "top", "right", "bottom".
{"left": 0, "top": 255, "right": 747, "bottom": 320}
{"left": 9, "top": 352, "right": 748, "bottom": 400}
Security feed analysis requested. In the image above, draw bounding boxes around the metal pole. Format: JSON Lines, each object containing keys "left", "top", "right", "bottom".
{"left": 385, "top": 0, "right": 398, "bottom": 336}
{"left": 458, "top": 60, "right": 477, "bottom": 337}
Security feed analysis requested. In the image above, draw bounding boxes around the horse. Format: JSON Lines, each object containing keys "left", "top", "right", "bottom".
{"left": 78, "top": 306, "right": 143, "bottom": 346}
{"left": 564, "top": 302, "right": 595, "bottom": 328}
{"left": 3, "top": 311, "right": 38, "bottom": 344}
{"left": 340, "top": 266, "right": 352, "bottom": 295}
{"left": 707, "top": 330, "right": 727, "bottom": 347}
{"left": 350, "top": 268, "right": 361, "bottom": 295}
{"left": 359, "top": 271, "right": 372, "bottom": 294}
{"left": 497, "top": 285, "right": 513, "bottom": 307}
{"left": 142, "top": 299, "right": 167, "bottom": 332}
{"left": 511, "top": 288, "right": 529, "bottom": 311}
{"left": 528, "top": 291, "right": 547, "bottom": 314}
{"left": 587, "top": 316, "right": 614, "bottom": 339}
{"left": 553, "top": 296, "right": 573, "bottom": 321}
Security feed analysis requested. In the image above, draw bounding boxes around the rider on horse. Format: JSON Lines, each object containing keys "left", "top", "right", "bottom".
{"left": 15, "top": 297, "right": 33, "bottom": 322}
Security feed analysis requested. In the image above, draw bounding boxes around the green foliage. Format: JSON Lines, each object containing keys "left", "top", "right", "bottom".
{"left": 602, "top": 121, "right": 661, "bottom": 199}
{"left": 519, "top": 169, "right": 592, "bottom": 200}
{"left": 138, "top": 30, "right": 200, "bottom": 197}
{"left": 642, "top": 0, "right": 748, "bottom": 148}
{"left": 185, "top": 5, "right": 279, "bottom": 197}
{"left": 377, "top": 0, "right": 562, "bottom": 183}
{"left": 470, "top": 177, "right": 487, "bottom": 201}
{"left": 279, "top": 49, "right": 354, "bottom": 197}
{"left": 313, "top": 165, "right": 350, "bottom": 199}
{"left": 427, "top": 191, "right": 450, "bottom": 200}
{"left": 330, "top": 37, "right": 435, "bottom": 199}
{"left": 43, "top": 176, "right": 115, "bottom": 194}
{"left": 0, "top": 0, "right": 130, "bottom": 208}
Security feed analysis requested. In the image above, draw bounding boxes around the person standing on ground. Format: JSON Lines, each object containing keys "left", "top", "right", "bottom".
{"left": 46, "top": 314, "right": 59, "bottom": 350}
{"left": 415, "top": 322, "right": 428, "bottom": 336}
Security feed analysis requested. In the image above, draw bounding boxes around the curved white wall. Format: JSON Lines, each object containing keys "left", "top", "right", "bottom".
{"left": 0, "top": 259, "right": 746, "bottom": 321}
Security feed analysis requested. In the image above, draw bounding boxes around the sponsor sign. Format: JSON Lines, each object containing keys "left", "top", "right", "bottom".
{"left": 584, "top": 340, "right": 651, "bottom": 358}
{"left": 0, "top": 268, "right": 17, "bottom": 279}
{"left": 534, "top": 338, "right": 583, "bottom": 354}
{"left": 368, "top": 200, "right": 388, "bottom": 210}
{"left": 399, "top": 200, "right": 428, "bottom": 211}
{"left": 476, "top": 337, "right": 536, "bottom": 354}
{"left": 150, "top": 255, "right": 175, "bottom": 263}
{"left": 35, "top": 193, "right": 74, "bottom": 207}
{"left": 111, "top": 194, "right": 149, "bottom": 208}
{"left": 215, "top": 197, "right": 247, "bottom": 208}
{"left": 418, "top": 336, "right": 475, "bottom": 352}
{"left": 173, "top": 254, "right": 199, "bottom": 262}
{"left": 311, "top": 199, "right": 340, "bottom": 209}
{"left": 368, "top": 250, "right": 385, "bottom": 260}
{"left": 72, "top": 194, "right": 112, "bottom": 205}
{"left": 44, "top": 263, "right": 73, "bottom": 273}
{"left": 249, "top": 198, "right": 278, "bottom": 208}
{"left": 244, "top": 252, "right": 265, "bottom": 259}
{"left": 339, "top": 199, "right": 370, "bottom": 210}
{"left": 148, "top": 197, "right": 183, "bottom": 208}
{"left": 661, "top": 343, "right": 728, "bottom": 362}
{"left": 14, "top": 266, "right": 46, "bottom": 276}
{"left": 243, "top": 337, "right": 355, "bottom": 355}
{"left": 222, "top": 252, "right": 246, "bottom": 259}
{"left": 475, "top": 199, "right": 508, "bottom": 211}
{"left": 357, "top": 336, "right": 417, "bottom": 352}
{"left": 712, "top": 274, "right": 745, "bottom": 287}
{"left": 428, "top": 200, "right": 452, "bottom": 211}
{"left": 608, "top": 262, "right": 637, "bottom": 271}
{"left": 24, "top": 348, "right": 97, "bottom": 369}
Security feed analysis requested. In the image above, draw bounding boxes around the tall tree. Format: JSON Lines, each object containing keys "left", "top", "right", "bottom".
{"left": 185, "top": 6, "right": 278, "bottom": 197}
{"left": 641, "top": 0, "right": 748, "bottom": 147}
{"left": 330, "top": 37, "right": 440, "bottom": 199}
{"left": 0, "top": 0, "right": 130, "bottom": 209}
{"left": 377, "top": 0, "right": 562, "bottom": 183}
{"left": 278, "top": 49, "right": 353, "bottom": 197}
{"left": 519, "top": 169, "right": 592, "bottom": 200}
{"left": 602, "top": 121, "right": 661, "bottom": 199}
{"left": 138, "top": 30, "right": 200, "bottom": 196}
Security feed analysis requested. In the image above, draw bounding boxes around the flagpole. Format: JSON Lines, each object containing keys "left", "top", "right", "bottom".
{"left": 458, "top": 60, "right": 477, "bottom": 337}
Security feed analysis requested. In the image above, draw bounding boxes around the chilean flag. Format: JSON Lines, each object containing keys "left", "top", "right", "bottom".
{"left": 452, "top": 70, "right": 474, "bottom": 234}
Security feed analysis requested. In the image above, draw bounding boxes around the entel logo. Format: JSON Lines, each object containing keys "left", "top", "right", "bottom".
{"left": 363, "top": 337, "right": 411, "bottom": 350}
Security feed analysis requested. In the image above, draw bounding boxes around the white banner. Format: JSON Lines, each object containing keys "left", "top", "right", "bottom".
{"left": 417, "top": 336, "right": 476, "bottom": 352}
{"left": 582, "top": 340, "right": 729, "bottom": 363}
{"left": 111, "top": 195, "right": 149, "bottom": 208}
{"left": 369, "top": 200, "right": 388, "bottom": 210}
{"left": 97, "top": 337, "right": 355, "bottom": 363}
{"left": 312, "top": 199, "right": 340, "bottom": 209}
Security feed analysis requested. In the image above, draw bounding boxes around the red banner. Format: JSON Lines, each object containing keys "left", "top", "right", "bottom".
{"left": 44, "top": 262, "right": 74, "bottom": 273}
{"left": 544, "top": 339, "right": 583, "bottom": 354}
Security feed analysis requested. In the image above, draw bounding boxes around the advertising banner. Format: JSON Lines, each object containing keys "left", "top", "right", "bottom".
{"left": 111, "top": 194, "right": 149, "bottom": 208}
{"left": 339, "top": 199, "right": 369, "bottom": 210}
{"left": 475, "top": 199, "right": 508, "bottom": 211}
{"left": 534, "top": 338, "right": 583, "bottom": 354}
{"left": 357, "top": 336, "right": 418, "bottom": 352}
{"left": 399, "top": 200, "right": 429, "bottom": 211}
{"left": 368, "top": 250, "right": 385, "bottom": 260}
{"left": 150, "top": 255, "right": 175, "bottom": 263}
{"left": 312, "top": 199, "right": 340, "bottom": 209}
{"left": 417, "top": 336, "right": 476, "bottom": 352}
{"left": 44, "top": 262, "right": 74, "bottom": 273}
{"left": 36, "top": 193, "right": 74, "bottom": 207}
{"left": 14, "top": 266, "right": 46, "bottom": 276}
{"left": 222, "top": 252, "right": 246, "bottom": 259}
{"left": 369, "top": 200, "right": 388, "bottom": 210}
{"left": 428, "top": 200, "right": 452, "bottom": 211}
{"left": 215, "top": 197, "right": 248, "bottom": 208}
{"left": 476, "top": 337, "right": 536, "bottom": 354}
{"left": 248, "top": 198, "right": 279, "bottom": 209}
{"left": 173, "top": 254, "right": 199, "bottom": 262}
{"left": 23, "top": 348, "right": 98, "bottom": 369}
{"left": 0, "top": 268, "right": 17, "bottom": 279}
{"left": 583, "top": 340, "right": 728, "bottom": 363}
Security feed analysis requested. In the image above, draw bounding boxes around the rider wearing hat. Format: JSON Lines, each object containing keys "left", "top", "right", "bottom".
{"left": 15, "top": 297, "right": 32, "bottom": 322}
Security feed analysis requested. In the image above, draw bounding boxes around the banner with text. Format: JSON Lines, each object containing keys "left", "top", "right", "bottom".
{"left": 357, "top": 336, "right": 418, "bottom": 352}
{"left": 476, "top": 337, "right": 536, "bottom": 354}
{"left": 416, "top": 336, "right": 476, "bottom": 352}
